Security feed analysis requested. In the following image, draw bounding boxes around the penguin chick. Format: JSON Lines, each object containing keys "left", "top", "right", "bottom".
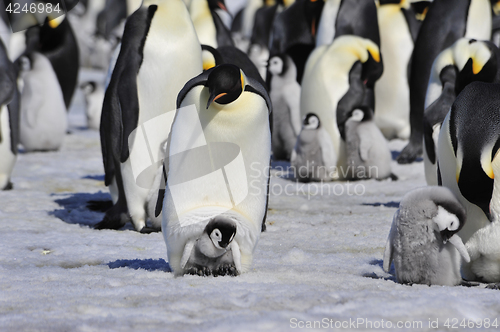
{"left": 291, "top": 113, "right": 336, "bottom": 182}
{"left": 383, "top": 186, "right": 470, "bottom": 286}
{"left": 269, "top": 54, "right": 301, "bottom": 161}
{"left": 81, "top": 81, "right": 105, "bottom": 130}
{"left": 344, "top": 108, "right": 393, "bottom": 180}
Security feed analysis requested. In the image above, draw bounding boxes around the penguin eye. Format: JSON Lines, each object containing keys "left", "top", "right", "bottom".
{"left": 214, "top": 229, "right": 222, "bottom": 240}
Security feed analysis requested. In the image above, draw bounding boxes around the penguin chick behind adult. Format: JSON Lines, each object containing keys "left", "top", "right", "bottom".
{"left": 291, "top": 113, "right": 336, "bottom": 182}
{"left": 344, "top": 108, "right": 393, "bottom": 180}
{"left": 383, "top": 186, "right": 470, "bottom": 286}
{"left": 269, "top": 53, "right": 301, "bottom": 161}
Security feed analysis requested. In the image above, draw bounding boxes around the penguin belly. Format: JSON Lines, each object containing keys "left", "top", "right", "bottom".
{"left": 19, "top": 53, "right": 67, "bottom": 152}
{"left": 374, "top": 4, "right": 412, "bottom": 140}
{"left": 163, "top": 86, "right": 271, "bottom": 275}
{"left": 121, "top": 1, "right": 203, "bottom": 232}
{"left": 0, "top": 105, "right": 16, "bottom": 189}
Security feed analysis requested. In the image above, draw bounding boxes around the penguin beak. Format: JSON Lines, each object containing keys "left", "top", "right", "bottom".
{"left": 217, "top": 1, "right": 227, "bottom": 11}
{"left": 206, "top": 92, "right": 227, "bottom": 109}
{"left": 447, "top": 234, "right": 470, "bottom": 263}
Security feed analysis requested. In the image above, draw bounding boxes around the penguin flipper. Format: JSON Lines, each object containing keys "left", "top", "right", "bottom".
{"left": 7, "top": 88, "right": 20, "bottom": 155}
{"left": 212, "top": 11, "right": 235, "bottom": 48}
{"left": 176, "top": 68, "right": 213, "bottom": 109}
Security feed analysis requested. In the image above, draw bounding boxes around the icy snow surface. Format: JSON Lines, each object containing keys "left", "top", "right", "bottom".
{"left": 2, "top": 72, "right": 500, "bottom": 332}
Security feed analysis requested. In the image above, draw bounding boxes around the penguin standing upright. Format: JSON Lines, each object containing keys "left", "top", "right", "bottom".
{"left": 159, "top": 64, "right": 271, "bottom": 276}
{"left": 291, "top": 113, "right": 336, "bottom": 182}
{"left": 438, "top": 82, "right": 500, "bottom": 283}
{"left": 0, "top": 39, "right": 18, "bottom": 190}
{"left": 97, "top": 0, "right": 203, "bottom": 232}
{"left": 344, "top": 108, "right": 393, "bottom": 180}
{"left": 231, "top": 0, "right": 264, "bottom": 52}
{"left": 190, "top": 0, "right": 234, "bottom": 48}
{"left": 383, "top": 186, "right": 470, "bottom": 286}
{"left": 23, "top": 16, "right": 80, "bottom": 110}
{"left": 423, "top": 38, "right": 499, "bottom": 185}
{"left": 374, "top": 0, "right": 422, "bottom": 140}
{"left": 300, "top": 36, "right": 383, "bottom": 179}
{"left": 398, "top": 0, "right": 493, "bottom": 164}
{"left": 268, "top": 53, "right": 301, "bottom": 160}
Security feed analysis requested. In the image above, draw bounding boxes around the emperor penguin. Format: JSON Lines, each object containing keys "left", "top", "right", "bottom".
{"left": 81, "top": 80, "right": 106, "bottom": 130}
{"left": 268, "top": 53, "right": 301, "bottom": 161}
{"left": 423, "top": 38, "right": 499, "bottom": 185}
{"left": 0, "top": 39, "right": 19, "bottom": 190}
{"left": 291, "top": 113, "right": 336, "bottom": 182}
{"left": 344, "top": 108, "right": 393, "bottom": 180}
{"left": 437, "top": 81, "right": 500, "bottom": 283}
{"left": 158, "top": 64, "right": 272, "bottom": 276}
{"left": 374, "top": 0, "right": 422, "bottom": 140}
{"left": 316, "top": 0, "right": 380, "bottom": 48}
{"left": 270, "top": 0, "right": 325, "bottom": 83}
{"left": 97, "top": 0, "right": 203, "bottom": 232}
{"left": 398, "top": 0, "right": 493, "bottom": 164}
{"left": 23, "top": 16, "right": 79, "bottom": 110}
{"left": 189, "top": 0, "right": 234, "bottom": 48}
{"left": 231, "top": 0, "right": 264, "bottom": 52}
{"left": 300, "top": 35, "right": 383, "bottom": 180}
{"left": 383, "top": 186, "right": 470, "bottom": 286}
{"left": 18, "top": 52, "right": 67, "bottom": 152}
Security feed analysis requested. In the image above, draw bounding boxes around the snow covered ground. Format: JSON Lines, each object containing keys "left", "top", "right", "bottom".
{"left": 2, "top": 72, "right": 500, "bottom": 332}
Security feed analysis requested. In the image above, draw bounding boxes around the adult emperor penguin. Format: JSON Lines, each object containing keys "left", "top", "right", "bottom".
{"left": 158, "top": 64, "right": 272, "bottom": 276}
{"left": 383, "top": 186, "right": 470, "bottom": 286}
{"left": 18, "top": 52, "right": 67, "bottom": 152}
{"left": 300, "top": 35, "right": 383, "bottom": 180}
{"left": 268, "top": 53, "right": 301, "bottom": 161}
{"left": 231, "top": 0, "right": 264, "bottom": 52}
{"left": 0, "top": 39, "right": 19, "bottom": 190}
{"left": 22, "top": 16, "right": 79, "bottom": 110}
{"left": 423, "top": 38, "right": 499, "bottom": 185}
{"left": 291, "top": 113, "right": 335, "bottom": 182}
{"left": 398, "top": 0, "right": 493, "bottom": 164}
{"left": 97, "top": 0, "right": 203, "bottom": 232}
{"left": 373, "top": 0, "right": 422, "bottom": 140}
{"left": 438, "top": 81, "right": 500, "bottom": 283}
{"left": 189, "top": 0, "right": 234, "bottom": 48}
{"left": 344, "top": 108, "right": 393, "bottom": 180}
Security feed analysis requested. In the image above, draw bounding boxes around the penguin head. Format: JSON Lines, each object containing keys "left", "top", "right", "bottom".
{"left": 304, "top": 0, "right": 324, "bottom": 37}
{"left": 268, "top": 55, "right": 286, "bottom": 76}
{"left": 204, "top": 216, "right": 237, "bottom": 249}
{"left": 433, "top": 205, "right": 464, "bottom": 243}
{"left": 206, "top": 64, "right": 245, "bottom": 108}
{"left": 303, "top": 113, "right": 320, "bottom": 130}
{"left": 347, "top": 107, "right": 373, "bottom": 123}
{"left": 207, "top": 0, "right": 227, "bottom": 11}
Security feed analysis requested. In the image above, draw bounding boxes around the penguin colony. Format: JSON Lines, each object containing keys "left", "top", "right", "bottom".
{"left": 2, "top": 0, "right": 500, "bottom": 285}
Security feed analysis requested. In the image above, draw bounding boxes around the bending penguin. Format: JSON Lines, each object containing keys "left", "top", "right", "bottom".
{"left": 438, "top": 81, "right": 500, "bottom": 283}
{"left": 97, "top": 0, "right": 202, "bottom": 232}
{"left": 300, "top": 35, "right": 385, "bottom": 180}
{"left": 157, "top": 64, "right": 272, "bottom": 276}
{"left": 383, "top": 186, "right": 470, "bottom": 286}
{"left": 398, "top": 0, "right": 493, "bottom": 164}
{"left": 423, "top": 38, "right": 499, "bottom": 185}
{"left": 291, "top": 113, "right": 336, "bottom": 182}
{"left": 0, "top": 39, "right": 19, "bottom": 190}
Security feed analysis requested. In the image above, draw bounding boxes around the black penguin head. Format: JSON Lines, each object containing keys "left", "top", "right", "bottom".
{"left": 268, "top": 55, "right": 287, "bottom": 76}
{"left": 205, "top": 217, "right": 237, "bottom": 249}
{"left": 432, "top": 200, "right": 466, "bottom": 243}
{"left": 207, "top": 0, "right": 228, "bottom": 12}
{"left": 304, "top": 0, "right": 324, "bottom": 37}
{"left": 303, "top": 113, "right": 320, "bottom": 129}
{"left": 206, "top": 64, "right": 245, "bottom": 108}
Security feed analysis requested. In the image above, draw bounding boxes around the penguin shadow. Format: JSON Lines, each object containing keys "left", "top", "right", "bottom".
{"left": 391, "top": 150, "right": 423, "bottom": 162}
{"left": 271, "top": 160, "right": 295, "bottom": 180}
{"left": 362, "top": 259, "right": 396, "bottom": 282}
{"left": 362, "top": 201, "right": 400, "bottom": 208}
{"left": 50, "top": 191, "right": 134, "bottom": 230}
{"left": 82, "top": 174, "right": 105, "bottom": 182}
{"left": 107, "top": 258, "right": 171, "bottom": 273}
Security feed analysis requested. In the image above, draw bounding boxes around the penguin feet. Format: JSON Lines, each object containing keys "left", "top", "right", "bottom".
{"left": 485, "top": 283, "right": 500, "bottom": 290}
{"left": 2, "top": 181, "right": 13, "bottom": 190}
{"left": 139, "top": 226, "right": 161, "bottom": 234}
{"left": 185, "top": 263, "right": 238, "bottom": 277}
{"left": 396, "top": 142, "right": 422, "bottom": 164}
{"left": 213, "top": 263, "right": 238, "bottom": 277}
{"left": 185, "top": 265, "right": 213, "bottom": 277}
{"left": 87, "top": 199, "right": 113, "bottom": 212}
{"left": 94, "top": 203, "right": 131, "bottom": 230}
{"left": 460, "top": 280, "right": 481, "bottom": 287}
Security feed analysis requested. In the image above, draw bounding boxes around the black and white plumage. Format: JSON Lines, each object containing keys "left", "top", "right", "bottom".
{"left": 438, "top": 82, "right": 500, "bottom": 282}
{"left": 190, "top": 0, "right": 234, "bottom": 48}
{"left": 423, "top": 38, "right": 499, "bottom": 185}
{"left": 398, "top": 0, "right": 493, "bottom": 164}
{"left": 383, "top": 186, "right": 470, "bottom": 286}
